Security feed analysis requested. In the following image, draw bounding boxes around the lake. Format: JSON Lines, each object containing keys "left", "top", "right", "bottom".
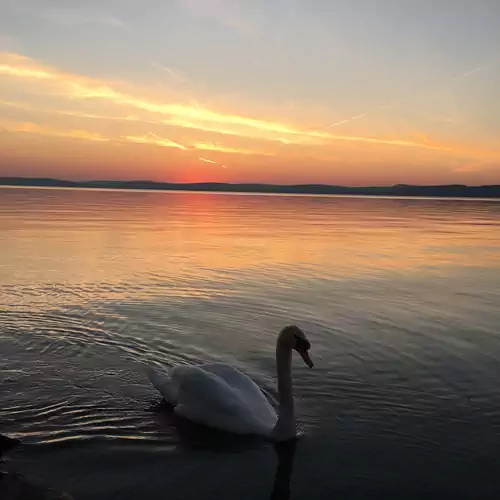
{"left": 1, "top": 187, "right": 499, "bottom": 499}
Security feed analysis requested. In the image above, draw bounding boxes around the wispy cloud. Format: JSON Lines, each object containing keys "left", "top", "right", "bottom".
{"left": 329, "top": 132, "right": 449, "bottom": 151}
{"left": 0, "top": 119, "right": 109, "bottom": 142}
{"left": 453, "top": 159, "right": 497, "bottom": 173}
{"left": 192, "top": 141, "right": 275, "bottom": 156}
{"left": 0, "top": 52, "right": 330, "bottom": 145}
{"left": 125, "top": 133, "right": 188, "bottom": 151}
{"left": 323, "top": 62, "right": 491, "bottom": 133}
{"left": 2, "top": 51, "right": 497, "bottom": 163}
{"left": 325, "top": 99, "right": 410, "bottom": 131}
{"left": 327, "top": 113, "right": 366, "bottom": 128}
{"left": 0, "top": 117, "right": 229, "bottom": 168}
{"left": 150, "top": 62, "right": 189, "bottom": 84}
{"left": 460, "top": 66, "right": 483, "bottom": 79}
{"left": 123, "top": 132, "right": 273, "bottom": 159}
{"left": 198, "top": 156, "right": 217, "bottom": 164}
{"left": 124, "top": 130, "right": 228, "bottom": 167}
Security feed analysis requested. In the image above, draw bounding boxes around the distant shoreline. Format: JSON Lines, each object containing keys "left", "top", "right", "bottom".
{"left": 1, "top": 177, "right": 499, "bottom": 198}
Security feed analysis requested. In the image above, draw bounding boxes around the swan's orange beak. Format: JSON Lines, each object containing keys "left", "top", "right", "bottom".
{"left": 299, "top": 349, "right": 313, "bottom": 368}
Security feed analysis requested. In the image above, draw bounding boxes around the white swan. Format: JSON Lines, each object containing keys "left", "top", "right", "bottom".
{"left": 147, "top": 325, "right": 313, "bottom": 441}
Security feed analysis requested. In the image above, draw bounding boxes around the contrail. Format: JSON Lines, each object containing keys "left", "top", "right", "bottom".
{"left": 322, "top": 61, "right": 490, "bottom": 131}
{"left": 198, "top": 156, "right": 217, "bottom": 164}
{"left": 131, "top": 131, "right": 228, "bottom": 167}
{"left": 150, "top": 61, "right": 187, "bottom": 83}
{"left": 459, "top": 66, "right": 483, "bottom": 79}
{"left": 327, "top": 112, "right": 366, "bottom": 128}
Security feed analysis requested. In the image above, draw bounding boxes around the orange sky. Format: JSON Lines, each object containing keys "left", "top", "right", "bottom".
{"left": 1, "top": 1, "right": 499, "bottom": 185}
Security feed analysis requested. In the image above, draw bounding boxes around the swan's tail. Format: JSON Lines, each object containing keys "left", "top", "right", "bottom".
{"left": 146, "top": 366, "right": 178, "bottom": 405}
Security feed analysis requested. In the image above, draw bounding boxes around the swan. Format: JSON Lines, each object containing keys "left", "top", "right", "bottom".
{"left": 147, "top": 325, "right": 313, "bottom": 441}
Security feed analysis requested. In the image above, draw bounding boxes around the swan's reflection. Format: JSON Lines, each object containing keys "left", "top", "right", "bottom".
{"left": 269, "top": 438, "right": 297, "bottom": 500}
{"left": 149, "top": 402, "right": 299, "bottom": 498}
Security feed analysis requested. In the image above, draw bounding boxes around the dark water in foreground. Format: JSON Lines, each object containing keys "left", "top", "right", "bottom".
{"left": 1, "top": 187, "right": 500, "bottom": 499}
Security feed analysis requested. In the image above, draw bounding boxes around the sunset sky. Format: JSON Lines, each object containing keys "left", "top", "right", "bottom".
{"left": 1, "top": 0, "right": 499, "bottom": 185}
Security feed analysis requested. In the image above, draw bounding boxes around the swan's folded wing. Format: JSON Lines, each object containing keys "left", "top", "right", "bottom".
{"left": 172, "top": 364, "right": 277, "bottom": 435}
{"left": 199, "top": 363, "right": 276, "bottom": 415}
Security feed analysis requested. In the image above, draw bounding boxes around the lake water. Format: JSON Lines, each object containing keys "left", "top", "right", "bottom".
{"left": 1, "top": 187, "right": 500, "bottom": 499}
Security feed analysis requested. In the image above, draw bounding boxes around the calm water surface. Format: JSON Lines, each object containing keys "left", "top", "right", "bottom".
{"left": 1, "top": 187, "right": 500, "bottom": 499}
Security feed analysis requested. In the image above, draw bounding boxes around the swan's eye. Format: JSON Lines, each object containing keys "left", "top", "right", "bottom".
{"left": 294, "top": 335, "right": 310, "bottom": 352}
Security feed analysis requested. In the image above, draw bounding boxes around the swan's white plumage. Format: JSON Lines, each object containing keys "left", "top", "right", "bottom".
{"left": 148, "top": 362, "right": 278, "bottom": 435}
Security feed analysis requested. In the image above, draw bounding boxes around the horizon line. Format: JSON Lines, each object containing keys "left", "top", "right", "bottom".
{"left": 1, "top": 176, "right": 499, "bottom": 188}
{"left": 1, "top": 176, "right": 499, "bottom": 199}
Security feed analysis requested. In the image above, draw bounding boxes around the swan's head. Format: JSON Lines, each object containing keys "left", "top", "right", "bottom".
{"left": 280, "top": 325, "right": 313, "bottom": 368}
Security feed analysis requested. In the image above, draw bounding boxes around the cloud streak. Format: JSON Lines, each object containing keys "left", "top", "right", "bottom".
{"left": 192, "top": 141, "right": 275, "bottom": 156}
{"left": 2, "top": 50, "right": 499, "bottom": 173}
{"left": 0, "top": 52, "right": 330, "bottom": 144}
{"left": 325, "top": 61, "right": 493, "bottom": 134}
{"left": 0, "top": 51, "right": 462, "bottom": 154}
{"left": 150, "top": 61, "right": 189, "bottom": 84}
{"left": 125, "top": 132, "right": 188, "bottom": 151}
{"left": 327, "top": 113, "right": 367, "bottom": 128}
{"left": 0, "top": 119, "right": 109, "bottom": 142}
{"left": 0, "top": 118, "right": 230, "bottom": 169}
{"left": 198, "top": 156, "right": 217, "bottom": 164}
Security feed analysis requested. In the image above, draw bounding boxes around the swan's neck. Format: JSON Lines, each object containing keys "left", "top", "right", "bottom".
{"left": 272, "top": 338, "right": 295, "bottom": 440}
{"left": 276, "top": 342, "right": 294, "bottom": 412}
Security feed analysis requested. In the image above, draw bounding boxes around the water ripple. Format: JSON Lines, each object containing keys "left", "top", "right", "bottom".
{"left": 2, "top": 189, "right": 500, "bottom": 498}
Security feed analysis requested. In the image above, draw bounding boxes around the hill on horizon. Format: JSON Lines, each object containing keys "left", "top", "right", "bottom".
{"left": 0, "top": 177, "right": 499, "bottom": 198}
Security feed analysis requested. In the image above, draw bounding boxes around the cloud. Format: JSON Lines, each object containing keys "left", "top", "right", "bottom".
{"left": 454, "top": 160, "right": 492, "bottom": 173}
{"left": 124, "top": 133, "right": 188, "bottom": 151}
{"left": 192, "top": 141, "right": 275, "bottom": 156}
{"left": 123, "top": 132, "right": 227, "bottom": 167}
{"left": 122, "top": 132, "right": 273, "bottom": 158}
{"left": 327, "top": 113, "right": 366, "bottom": 128}
{"left": 0, "top": 119, "right": 109, "bottom": 142}
{"left": 460, "top": 66, "right": 483, "bottom": 79}
{"left": 2, "top": 51, "right": 496, "bottom": 161}
{"left": 323, "top": 61, "right": 491, "bottom": 133}
{"left": 0, "top": 52, "right": 334, "bottom": 145}
{"left": 198, "top": 156, "right": 217, "bottom": 164}
{"left": 0, "top": 54, "right": 55, "bottom": 80}
{"left": 150, "top": 62, "right": 189, "bottom": 84}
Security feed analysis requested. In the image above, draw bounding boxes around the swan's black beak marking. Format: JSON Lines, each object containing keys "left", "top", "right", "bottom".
{"left": 294, "top": 335, "right": 313, "bottom": 368}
